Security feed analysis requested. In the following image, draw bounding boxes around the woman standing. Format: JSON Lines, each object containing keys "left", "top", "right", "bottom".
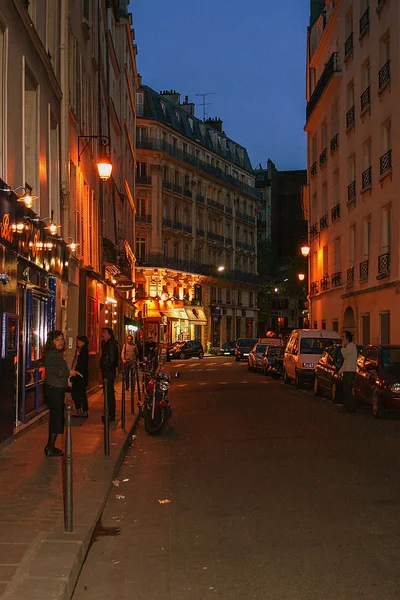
{"left": 43, "top": 331, "right": 75, "bottom": 457}
{"left": 71, "top": 335, "right": 89, "bottom": 418}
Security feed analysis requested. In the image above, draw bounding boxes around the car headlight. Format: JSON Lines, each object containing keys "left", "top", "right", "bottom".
{"left": 158, "top": 382, "right": 169, "bottom": 392}
{"left": 391, "top": 383, "right": 400, "bottom": 393}
{"left": 302, "top": 362, "right": 315, "bottom": 369}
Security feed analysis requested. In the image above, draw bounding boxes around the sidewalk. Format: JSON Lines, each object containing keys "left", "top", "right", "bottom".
{"left": 0, "top": 381, "right": 139, "bottom": 600}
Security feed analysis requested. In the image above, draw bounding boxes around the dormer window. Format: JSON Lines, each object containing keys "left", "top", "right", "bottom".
{"left": 175, "top": 109, "right": 181, "bottom": 124}
{"left": 188, "top": 117, "right": 194, "bottom": 131}
{"left": 160, "top": 100, "right": 166, "bottom": 115}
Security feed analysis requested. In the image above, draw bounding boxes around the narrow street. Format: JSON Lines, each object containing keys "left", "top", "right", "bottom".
{"left": 73, "top": 358, "right": 400, "bottom": 600}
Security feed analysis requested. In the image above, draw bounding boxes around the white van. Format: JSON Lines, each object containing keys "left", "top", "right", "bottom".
{"left": 258, "top": 337, "right": 285, "bottom": 347}
{"left": 283, "top": 329, "right": 341, "bottom": 389}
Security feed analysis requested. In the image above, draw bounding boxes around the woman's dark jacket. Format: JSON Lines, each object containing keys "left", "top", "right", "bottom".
{"left": 74, "top": 345, "right": 89, "bottom": 387}
{"left": 44, "top": 348, "right": 70, "bottom": 388}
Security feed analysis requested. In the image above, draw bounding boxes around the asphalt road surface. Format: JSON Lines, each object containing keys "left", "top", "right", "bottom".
{"left": 73, "top": 357, "right": 400, "bottom": 600}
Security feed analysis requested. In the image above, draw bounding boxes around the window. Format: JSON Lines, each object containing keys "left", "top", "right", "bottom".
{"left": 348, "top": 154, "right": 356, "bottom": 184}
{"left": 323, "top": 245, "right": 328, "bottom": 275}
{"left": 380, "top": 312, "right": 390, "bottom": 345}
{"left": 349, "top": 226, "right": 356, "bottom": 266}
{"left": 321, "top": 182, "right": 328, "bottom": 216}
{"left": 332, "top": 319, "right": 339, "bottom": 333}
{"left": 211, "top": 287, "right": 217, "bottom": 303}
{"left": 361, "top": 58, "right": 370, "bottom": 90}
{"left": 136, "top": 92, "right": 144, "bottom": 116}
{"left": 362, "top": 138, "right": 371, "bottom": 170}
{"left": 331, "top": 103, "right": 339, "bottom": 135}
{"left": 347, "top": 81, "right": 354, "bottom": 109}
{"left": 321, "top": 121, "right": 327, "bottom": 150}
{"left": 46, "top": 0, "right": 59, "bottom": 74}
{"left": 311, "top": 193, "right": 318, "bottom": 222}
{"left": 0, "top": 22, "right": 6, "bottom": 179}
{"left": 345, "top": 8, "right": 353, "bottom": 36}
{"left": 136, "top": 237, "right": 146, "bottom": 260}
{"left": 381, "top": 207, "right": 391, "bottom": 253}
{"left": 311, "top": 136, "right": 317, "bottom": 162}
{"left": 87, "top": 296, "right": 99, "bottom": 353}
{"left": 379, "top": 32, "right": 390, "bottom": 67}
{"left": 24, "top": 65, "right": 39, "bottom": 202}
{"left": 381, "top": 119, "right": 391, "bottom": 154}
{"left": 48, "top": 111, "right": 60, "bottom": 226}
{"left": 362, "top": 217, "right": 370, "bottom": 259}
{"left": 334, "top": 237, "right": 341, "bottom": 272}
{"left": 30, "top": 295, "right": 48, "bottom": 361}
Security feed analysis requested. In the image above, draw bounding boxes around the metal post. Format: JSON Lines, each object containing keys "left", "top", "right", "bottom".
{"left": 130, "top": 365, "right": 135, "bottom": 414}
{"left": 64, "top": 404, "right": 73, "bottom": 533}
{"left": 136, "top": 362, "right": 141, "bottom": 404}
{"left": 121, "top": 370, "right": 126, "bottom": 429}
{"left": 104, "top": 378, "right": 110, "bottom": 456}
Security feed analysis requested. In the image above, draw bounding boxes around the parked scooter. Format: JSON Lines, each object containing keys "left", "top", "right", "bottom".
{"left": 138, "top": 363, "right": 180, "bottom": 435}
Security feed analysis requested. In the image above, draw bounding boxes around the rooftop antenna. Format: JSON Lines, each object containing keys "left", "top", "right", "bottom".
{"left": 196, "top": 92, "right": 216, "bottom": 121}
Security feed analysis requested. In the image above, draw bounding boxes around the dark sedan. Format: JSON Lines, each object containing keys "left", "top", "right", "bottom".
{"left": 262, "top": 346, "right": 285, "bottom": 377}
{"left": 354, "top": 345, "right": 400, "bottom": 417}
{"left": 220, "top": 341, "right": 236, "bottom": 356}
{"left": 168, "top": 340, "right": 204, "bottom": 360}
{"left": 313, "top": 344, "right": 344, "bottom": 402}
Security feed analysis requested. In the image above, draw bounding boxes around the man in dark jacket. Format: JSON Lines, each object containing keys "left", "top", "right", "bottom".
{"left": 100, "top": 328, "right": 119, "bottom": 422}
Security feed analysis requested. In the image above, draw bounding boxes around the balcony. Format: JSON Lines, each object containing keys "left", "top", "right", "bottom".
{"left": 331, "top": 203, "right": 340, "bottom": 222}
{"left": 196, "top": 193, "right": 205, "bottom": 204}
{"left": 378, "top": 60, "right": 390, "bottom": 90}
{"left": 208, "top": 198, "right": 225, "bottom": 212}
{"left": 136, "top": 137, "right": 260, "bottom": 199}
{"left": 377, "top": 252, "right": 390, "bottom": 278}
{"left": 346, "top": 105, "right": 355, "bottom": 130}
{"left": 135, "top": 213, "right": 152, "bottom": 224}
{"left": 320, "top": 214, "right": 328, "bottom": 231}
{"left": 225, "top": 206, "right": 233, "bottom": 215}
{"left": 310, "top": 162, "right": 317, "bottom": 178}
{"left": 360, "top": 86, "right": 371, "bottom": 112}
{"left": 196, "top": 228, "right": 205, "bottom": 237}
{"left": 236, "top": 210, "right": 256, "bottom": 225}
{"left": 347, "top": 180, "right": 356, "bottom": 205}
{"left": 359, "top": 259, "right": 369, "bottom": 282}
{"left": 319, "top": 148, "right": 328, "bottom": 168}
{"left": 310, "top": 281, "right": 319, "bottom": 296}
{"left": 361, "top": 166, "right": 372, "bottom": 190}
{"left": 344, "top": 32, "right": 354, "bottom": 59}
{"left": 330, "top": 133, "right": 339, "bottom": 155}
{"left": 306, "top": 52, "right": 341, "bottom": 123}
{"left": 226, "top": 237, "right": 233, "bottom": 246}
{"left": 162, "top": 217, "right": 172, "bottom": 228}
{"left": 331, "top": 272, "right": 342, "bottom": 287}
{"left": 310, "top": 222, "right": 319, "bottom": 239}
{"left": 359, "top": 8, "right": 369, "bottom": 36}
{"left": 173, "top": 220, "right": 183, "bottom": 231}
{"left": 135, "top": 174, "right": 152, "bottom": 185}
{"left": 173, "top": 183, "right": 183, "bottom": 195}
{"left": 207, "top": 231, "right": 224, "bottom": 244}
{"left": 347, "top": 266, "right": 355, "bottom": 287}
{"left": 320, "top": 275, "right": 330, "bottom": 291}
{"left": 182, "top": 224, "right": 193, "bottom": 234}
{"left": 380, "top": 150, "right": 392, "bottom": 176}
{"left": 162, "top": 180, "right": 173, "bottom": 191}
{"left": 183, "top": 188, "right": 192, "bottom": 199}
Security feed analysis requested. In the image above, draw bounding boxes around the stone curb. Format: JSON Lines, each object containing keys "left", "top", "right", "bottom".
{"left": 3, "top": 413, "right": 141, "bottom": 600}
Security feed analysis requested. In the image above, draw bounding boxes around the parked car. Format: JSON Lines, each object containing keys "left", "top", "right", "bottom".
{"left": 235, "top": 338, "right": 258, "bottom": 361}
{"left": 354, "top": 345, "right": 400, "bottom": 417}
{"left": 248, "top": 343, "right": 267, "bottom": 372}
{"left": 314, "top": 344, "right": 363, "bottom": 402}
{"left": 262, "top": 346, "right": 285, "bottom": 378}
{"left": 168, "top": 340, "right": 204, "bottom": 360}
{"left": 283, "top": 329, "right": 341, "bottom": 389}
{"left": 220, "top": 341, "right": 236, "bottom": 356}
{"left": 258, "top": 337, "right": 285, "bottom": 347}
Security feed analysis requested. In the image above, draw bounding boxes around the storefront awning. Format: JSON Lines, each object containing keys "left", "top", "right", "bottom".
{"left": 147, "top": 309, "right": 162, "bottom": 320}
{"left": 160, "top": 309, "right": 188, "bottom": 321}
{"left": 184, "top": 306, "right": 207, "bottom": 325}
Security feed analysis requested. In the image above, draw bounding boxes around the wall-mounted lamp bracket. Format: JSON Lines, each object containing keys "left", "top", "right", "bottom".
{"left": 78, "top": 135, "right": 110, "bottom": 163}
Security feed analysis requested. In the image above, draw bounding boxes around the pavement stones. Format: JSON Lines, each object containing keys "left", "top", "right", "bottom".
{"left": 0, "top": 382, "right": 139, "bottom": 600}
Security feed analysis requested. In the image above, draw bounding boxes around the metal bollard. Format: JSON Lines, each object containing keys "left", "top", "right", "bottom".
{"left": 136, "top": 362, "right": 141, "bottom": 404}
{"left": 121, "top": 371, "right": 126, "bottom": 429}
{"left": 64, "top": 404, "right": 73, "bottom": 532}
{"left": 104, "top": 378, "right": 110, "bottom": 456}
{"left": 130, "top": 366, "right": 135, "bottom": 414}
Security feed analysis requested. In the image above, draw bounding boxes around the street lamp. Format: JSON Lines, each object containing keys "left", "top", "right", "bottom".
{"left": 297, "top": 273, "right": 305, "bottom": 282}
{"left": 301, "top": 244, "right": 310, "bottom": 257}
{"left": 217, "top": 265, "right": 225, "bottom": 272}
{"left": 78, "top": 135, "right": 113, "bottom": 182}
{"left": 0, "top": 185, "right": 38, "bottom": 209}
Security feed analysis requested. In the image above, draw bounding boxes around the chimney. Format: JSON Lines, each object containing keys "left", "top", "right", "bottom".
{"left": 160, "top": 89, "right": 181, "bottom": 105}
{"left": 180, "top": 95, "right": 195, "bottom": 116}
{"left": 204, "top": 117, "right": 223, "bottom": 133}
{"left": 138, "top": 73, "right": 142, "bottom": 86}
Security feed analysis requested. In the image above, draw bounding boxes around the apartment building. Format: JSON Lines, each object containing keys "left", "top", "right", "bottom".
{"left": 305, "top": 0, "right": 398, "bottom": 344}
{"left": 135, "top": 86, "right": 259, "bottom": 349}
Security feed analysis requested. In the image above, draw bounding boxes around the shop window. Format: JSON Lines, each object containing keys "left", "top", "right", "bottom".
{"left": 24, "top": 66, "right": 39, "bottom": 205}
{"left": 30, "top": 296, "right": 48, "bottom": 362}
{"left": 380, "top": 311, "right": 390, "bottom": 344}
{"left": 87, "top": 296, "right": 99, "bottom": 353}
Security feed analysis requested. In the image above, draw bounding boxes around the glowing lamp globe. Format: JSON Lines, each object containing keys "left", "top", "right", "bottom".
{"left": 297, "top": 273, "right": 305, "bottom": 282}
{"left": 301, "top": 244, "right": 310, "bottom": 258}
{"left": 97, "top": 155, "right": 112, "bottom": 181}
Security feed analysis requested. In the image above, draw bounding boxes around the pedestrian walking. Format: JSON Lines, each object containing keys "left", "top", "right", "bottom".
{"left": 100, "top": 328, "right": 119, "bottom": 423}
{"left": 71, "top": 335, "right": 89, "bottom": 418}
{"left": 121, "top": 334, "right": 138, "bottom": 391}
{"left": 338, "top": 330, "right": 358, "bottom": 413}
{"left": 144, "top": 336, "right": 158, "bottom": 371}
{"left": 43, "top": 331, "right": 76, "bottom": 457}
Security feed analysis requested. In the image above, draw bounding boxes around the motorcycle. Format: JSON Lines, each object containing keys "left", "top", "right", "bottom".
{"left": 138, "top": 363, "right": 180, "bottom": 435}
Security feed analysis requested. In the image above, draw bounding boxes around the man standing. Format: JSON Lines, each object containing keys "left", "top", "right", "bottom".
{"left": 339, "top": 330, "right": 358, "bottom": 413}
{"left": 144, "top": 336, "right": 157, "bottom": 357}
{"left": 100, "top": 328, "right": 119, "bottom": 422}
{"left": 121, "top": 334, "right": 138, "bottom": 391}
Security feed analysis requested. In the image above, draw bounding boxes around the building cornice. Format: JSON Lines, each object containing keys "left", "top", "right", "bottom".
{"left": 341, "top": 279, "right": 398, "bottom": 299}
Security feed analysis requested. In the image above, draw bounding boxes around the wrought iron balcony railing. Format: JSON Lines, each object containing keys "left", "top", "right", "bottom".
{"left": 182, "top": 224, "right": 193, "bottom": 234}
{"left": 331, "top": 271, "right": 342, "bottom": 287}
{"left": 347, "top": 180, "right": 356, "bottom": 204}
{"left": 310, "top": 222, "right": 319, "bottom": 239}
{"left": 378, "top": 252, "right": 390, "bottom": 276}
{"left": 359, "top": 259, "right": 369, "bottom": 281}
{"left": 380, "top": 150, "right": 392, "bottom": 175}
{"left": 361, "top": 86, "right": 371, "bottom": 111}
{"left": 346, "top": 105, "right": 355, "bottom": 129}
{"left": 196, "top": 193, "right": 205, "bottom": 204}
{"left": 225, "top": 206, "right": 233, "bottom": 215}
{"left": 162, "top": 180, "right": 173, "bottom": 191}
{"left": 320, "top": 275, "right": 330, "bottom": 291}
{"left": 207, "top": 231, "right": 225, "bottom": 244}
{"left": 347, "top": 265, "right": 355, "bottom": 286}
{"left": 306, "top": 53, "right": 341, "bottom": 122}
{"left": 344, "top": 32, "right": 354, "bottom": 58}
{"left": 319, "top": 148, "right": 328, "bottom": 167}
{"left": 359, "top": 8, "right": 369, "bottom": 36}
{"left": 226, "top": 237, "right": 233, "bottom": 246}
{"left": 331, "top": 203, "right": 340, "bottom": 222}
{"left": 183, "top": 188, "right": 192, "bottom": 199}
{"left": 135, "top": 174, "right": 152, "bottom": 185}
{"left": 379, "top": 60, "right": 390, "bottom": 90}
{"left": 173, "top": 183, "right": 183, "bottom": 195}
{"left": 135, "top": 213, "right": 152, "bottom": 224}
{"left": 330, "top": 133, "right": 339, "bottom": 155}
{"left": 196, "top": 228, "right": 205, "bottom": 237}
{"left": 173, "top": 220, "right": 183, "bottom": 231}
{"left": 162, "top": 217, "right": 172, "bottom": 228}
{"left": 310, "top": 281, "right": 319, "bottom": 296}
{"left": 208, "top": 198, "right": 225, "bottom": 212}
{"left": 320, "top": 214, "right": 328, "bottom": 230}
{"left": 361, "top": 166, "right": 372, "bottom": 189}
{"left": 310, "top": 161, "right": 317, "bottom": 178}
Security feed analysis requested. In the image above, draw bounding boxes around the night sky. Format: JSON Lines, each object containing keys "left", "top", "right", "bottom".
{"left": 133, "top": 0, "right": 310, "bottom": 171}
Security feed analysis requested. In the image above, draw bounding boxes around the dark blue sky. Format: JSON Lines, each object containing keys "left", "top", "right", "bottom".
{"left": 133, "top": 0, "right": 309, "bottom": 171}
